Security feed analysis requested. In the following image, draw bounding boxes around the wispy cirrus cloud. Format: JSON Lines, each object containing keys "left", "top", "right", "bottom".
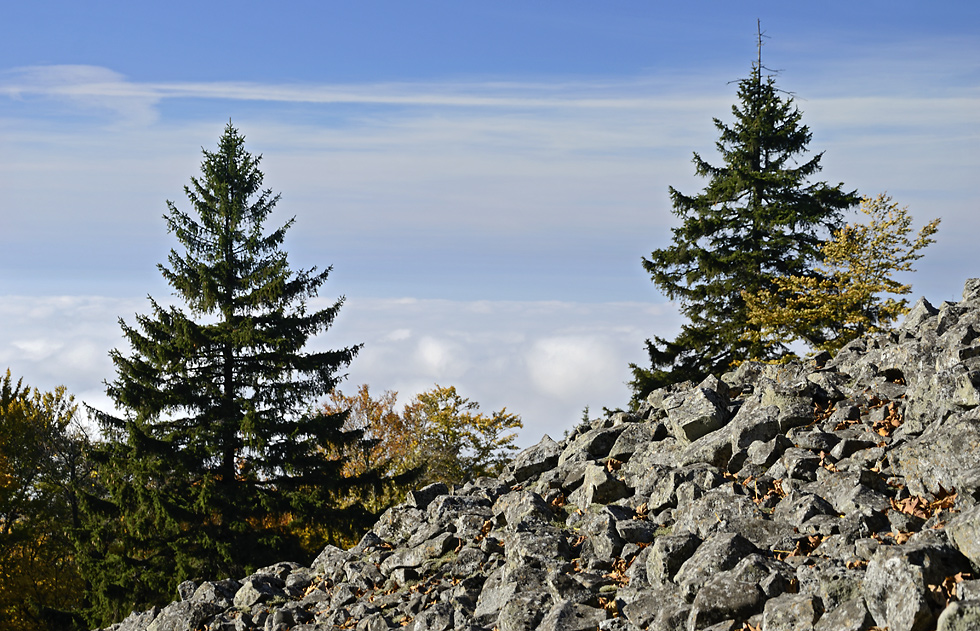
{"left": 0, "top": 64, "right": 726, "bottom": 115}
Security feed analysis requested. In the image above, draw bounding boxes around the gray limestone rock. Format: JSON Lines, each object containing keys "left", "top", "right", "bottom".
{"left": 687, "top": 578, "right": 763, "bottom": 630}
{"left": 674, "top": 532, "right": 759, "bottom": 596}
{"left": 673, "top": 489, "right": 764, "bottom": 540}
{"left": 372, "top": 506, "right": 426, "bottom": 546}
{"left": 558, "top": 426, "right": 625, "bottom": 466}
{"left": 537, "top": 600, "right": 607, "bottom": 631}
{"left": 190, "top": 579, "right": 240, "bottom": 609}
{"left": 622, "top": 586, "right": 691, "bottom": 631}
{"left": 112, "top": 608, "right": 160, "bottom": 631}
{"left": 495, "top": 591, "right": 551, "bottom": 631}
{"left": 813, "top": 597, "right": 874, "bottom": 631}
{"left": 406, "top": 602, "right": 455, "bottom": 631}
{"left": 809, "top": 470, "right": 890, "bottom": 515}
{"left": 426, "top": 494, "right": 492, "bottom": 525}
{"left": 937, "top": 600, "right": 980, "bottom": 631}
{"left": 796, "top": 560, "right": 866, "bottom": 611}
{"left": 511, "top": 435, "right": 561, "bottom": 482}
{"left": 145, "top": 601, "right": 221, "bottom": 631}
{"left": 311, "top": 543, "right": 353, "bottom": 579}
{"left": 901, "top": 296, "right": 940, "bottom": 331}
{"left": 862, "top": 542, "right": 970, "bottom": 631}
{"left": 608, "top": 422, "right": 660, "bottom": 461}
{"left": 233, "top": 574, "right": 286, "bottom": 609}
{"left": 568, "top": 463, "right": 631, "bottom": 509}
{"left": 492, "top": 489, "right": 553, "bottom": 528}
{"left": 773, "top": 491, "right": 838, "bottom": 528}
{"left": 665, "top": 386, "right": 731, "bottom": 444}
{"left": 947, "top": 504, "right": 980, "bottom": 571}
{"left": 406, "top": 482, "right": 450, "bottom": 509}
{"left": 761, "top": 593, "right": 823, "bottom": 631}
{"left": 88, "top": 279, "right": 980, "bottom": 631}
{"left": 891, "top": 409, "right": 980, "bottom": 496}
{"left": 646, "top": 532, "right": 702, "bottom": 585}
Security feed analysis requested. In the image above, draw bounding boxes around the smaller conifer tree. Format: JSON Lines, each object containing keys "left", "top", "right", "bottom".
{"left": 630, "top": 31, "right": 859, "bottom": 404}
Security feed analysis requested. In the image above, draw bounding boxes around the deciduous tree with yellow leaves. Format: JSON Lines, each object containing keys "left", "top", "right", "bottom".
{"left": 743, "top": 194, "right": 940, "bottom": 356}
{"left": 323, "top": 384, "right": 522, "bottom": 495}
{"left": 0, "top": 370, "right": 91, "bottom": 631}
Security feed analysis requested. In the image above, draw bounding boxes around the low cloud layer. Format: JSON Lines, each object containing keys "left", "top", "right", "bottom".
{"left": 0, "top": 295, "right": 681, "bottom": 445}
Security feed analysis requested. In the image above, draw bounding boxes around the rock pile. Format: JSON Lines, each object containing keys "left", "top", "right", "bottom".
{"left": 102, "top": 280, "right": 980, "bottom": 631}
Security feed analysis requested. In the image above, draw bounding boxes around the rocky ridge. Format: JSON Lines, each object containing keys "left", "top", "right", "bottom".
{"left": 102, "top": 279, "right": 980, "bottom": 631}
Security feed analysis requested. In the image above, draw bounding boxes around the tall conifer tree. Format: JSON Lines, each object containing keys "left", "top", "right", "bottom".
{"left": 79, "top": 124, "right": 378, "bottom": 624}
{"left": 630, "top": 29, "right": 859, "bottom": 403}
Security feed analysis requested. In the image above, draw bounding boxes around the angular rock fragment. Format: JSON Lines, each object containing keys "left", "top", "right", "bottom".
{"left": 666, "top": 386, "right": 731, "bottom": 443}
{"left": 760, "top": 592, "right": 823, "bottom": 631}
{"left": 936, "top": 600, "right": 980, "bottom": 631}
{"left": 674, "top": 532, "right": 759, "bottom": 596}
{"left": 863, "top": 542, "right": 971, "bottom": 631}
{"left": 813, "top": 597, "right": 874, "bottom": 631}
{"left": 511, "top": 435, "right": 561, "bottom": 482}
{"left": 688, "top": 578, "right": 763, "bottom": 630}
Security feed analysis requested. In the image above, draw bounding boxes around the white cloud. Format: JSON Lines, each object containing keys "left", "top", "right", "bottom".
{"left": 324, "top": 297, "right": 684, "bottom": 443}
{"left": 1, "top": 65, "right": 161, "bottom": 125}
{"left": 415, "top": 336, "right": 469, "bottom": 378}
{"left": 526, "top": 336, "right": 621, "bottom": 401}
{"left": 0, "top": 66, "right": 721, "bottom": 112}
{"left": 383, "top": 328, "right": 412, "bottom": 342}
{"left": 0, "top": 293, "right": 683, "bottom": 446}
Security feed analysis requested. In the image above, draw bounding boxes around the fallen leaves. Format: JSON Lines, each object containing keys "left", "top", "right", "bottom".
{"left": 818, "top": 450, "right": 838, "bottom": 472}
{"left": 605, "top": 557, "right": 632, "bottom": 586}
{"left": 872, "top": 402, "right": 903, "bottom": 437}
{"left": 474, "top": 519, "right": 493, "bottom": 544}
{"left": 814, "top": 401, "right": 835, "bottom": 423}
{"left": 871, "top": 530, "right": 913, "bottom": 545}
{"left": 745, "top": 477, "right": 786, "bottom": 506}
{"left": 935, "top": 572, "right": 974, "bottom": 605}
{"left": 889, "top": 486, "right": 957, "bottom": 523}
{"left": 599, "top": 596, "right": 620, "bottom": 616}
{"left": 774, "top": 535, "right": 824, "bottom": 561}
{"left": 891, "top": 495, "right": 931, "bottom": 520}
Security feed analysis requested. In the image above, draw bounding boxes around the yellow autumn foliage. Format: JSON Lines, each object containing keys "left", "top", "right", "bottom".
{"left": 744, "top": 194, "right": 940, "bottom": 356}
{"left": 0, "top": 370, "right": 88, "bottom": 630}
{"left": 322, "top": 384, "right": 522, "bottom": 499}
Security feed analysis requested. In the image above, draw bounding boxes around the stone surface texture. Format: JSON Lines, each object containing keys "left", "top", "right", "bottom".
{"left": 96, "top": 279, "right": 980, "bottom": 631}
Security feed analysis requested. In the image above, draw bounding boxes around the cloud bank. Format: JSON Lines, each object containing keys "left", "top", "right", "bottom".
{"left": 0, "top": 295, "right": 682, "bottom": 445}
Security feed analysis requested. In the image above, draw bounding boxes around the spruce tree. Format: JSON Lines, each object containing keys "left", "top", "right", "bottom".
{"left": 79, "top": 124, "right": 379, "bottom": 624}
{"left": 630, "top": 33, "right": 859, "bottom": 404}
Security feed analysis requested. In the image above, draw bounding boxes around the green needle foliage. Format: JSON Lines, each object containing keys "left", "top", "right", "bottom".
{"left": 78, "top": 124, "right": 379, "bottom": 626}
{"left": 630, "top": 39, "right": 859, "bottom": 405}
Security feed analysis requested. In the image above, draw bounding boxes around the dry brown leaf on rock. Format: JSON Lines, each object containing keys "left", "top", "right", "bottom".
{"left": 892, "top": 495, "right": 931, "bottom": 519}
{"left": 814, "top": 401, "right": 835, "bottom": 422}
{"left": 873, "top": 402, "right": 903, "bottom": 436}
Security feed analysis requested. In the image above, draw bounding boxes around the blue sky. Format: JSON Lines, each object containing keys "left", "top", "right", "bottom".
{"left": 1, "top": 1, "right": 977, "bottom": 443}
